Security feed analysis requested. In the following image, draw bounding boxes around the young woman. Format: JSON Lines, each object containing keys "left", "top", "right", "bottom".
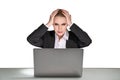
{"left": 27, "top": 9, "right": 92, "bottom": 48}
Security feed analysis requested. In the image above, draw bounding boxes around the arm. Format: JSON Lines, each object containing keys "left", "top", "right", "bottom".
{"left": 27, "top": 9, "right": 59, "bottom": 47}
{"left": 62, "top": 9, "right": 92, "bottom": 48}
{"left": 27, "top": 24, "right": 48, "bottom": 47}
{"left": 70, "top": 23, "right": 92, "bottom": 48}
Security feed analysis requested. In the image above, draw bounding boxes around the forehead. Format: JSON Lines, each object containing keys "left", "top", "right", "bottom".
{"left": 54, "top": 16, "right": 67, "bottom": 23}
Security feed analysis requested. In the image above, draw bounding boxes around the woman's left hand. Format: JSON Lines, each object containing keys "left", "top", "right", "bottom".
{"left": 62, "top": 9, "right": 72, "bottom": 26}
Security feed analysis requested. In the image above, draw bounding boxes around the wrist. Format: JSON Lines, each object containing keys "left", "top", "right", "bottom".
{"left": 68, "top": 22, "right": 72, "bottom": 26}
{"left": 46, "top": 22, "right": 51, "bottom": 27}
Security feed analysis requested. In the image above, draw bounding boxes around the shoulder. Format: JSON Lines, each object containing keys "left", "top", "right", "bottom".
{"left": 68, "top": 31, "right": 79, "bottom": 40}
{"left": 44, "top": 30, "right": 55, "bottom": 37}
{"left": 46, "top": 30, "right": 55, "bottom": 34}
{"left": 68, "top": 31, "right": 75, "bottom": 36}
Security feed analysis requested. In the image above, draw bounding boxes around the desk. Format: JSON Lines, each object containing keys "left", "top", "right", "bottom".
{"left": 0, "top": 68, "right": 120, "bottom": 80}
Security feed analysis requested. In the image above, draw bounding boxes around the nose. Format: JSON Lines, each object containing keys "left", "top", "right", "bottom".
{"left": 58, "top": 25, "right": 62, "bottom": 30}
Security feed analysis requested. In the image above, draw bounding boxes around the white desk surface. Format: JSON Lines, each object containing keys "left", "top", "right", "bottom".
{"left": 0, "top": 68, "right": 120, "bottom": 80}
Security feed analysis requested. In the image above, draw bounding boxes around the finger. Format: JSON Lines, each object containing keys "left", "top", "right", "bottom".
{"left": 62, "top": 9, "right": 69, "bottom": 14}
{"left": 62, "top": 11, "right": 71, "bottom": 21}
{"left": 61, "top": 9, "right": 68, "bottom": 12}
{"left": 62, "top": 11, "right": 67, "bottom": 18}
{"left": 62, "top": 11, "right": 70, "bottom": 17}
{"left": 51, "top": 9, "right": 59, "bottom": 17}
{"left": 62, "top": 12, "right": 70, "bottom": 19}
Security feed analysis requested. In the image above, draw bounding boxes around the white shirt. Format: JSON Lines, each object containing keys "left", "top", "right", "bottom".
{"left": 54, "top": 31, "right": 69, "bottom": 49}
{"left": 45, "top": 23, "right": 73, "bottom": 48}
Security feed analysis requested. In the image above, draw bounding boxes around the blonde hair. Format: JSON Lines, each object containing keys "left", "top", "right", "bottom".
{"left": 55, "top": 9, "right": 65, "bottom": 17}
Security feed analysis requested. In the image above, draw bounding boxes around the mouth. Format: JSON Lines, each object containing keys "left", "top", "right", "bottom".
{"left": 57, "top": 31, "right": 63, "bottom": 34}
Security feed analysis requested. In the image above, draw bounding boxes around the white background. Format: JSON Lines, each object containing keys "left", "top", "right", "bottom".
{"left": 0, "top": 0, "right": 120, "bottom": 68}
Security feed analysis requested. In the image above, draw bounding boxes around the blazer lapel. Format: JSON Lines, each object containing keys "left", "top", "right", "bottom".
{"left": 66, "top": 32, "right": 78, "bottom": 48}
{"left": 48, "top": 31, "right": 55, "bottom": 48}
{"left": 50, "top": 33, "right": 55, "bottom": 48}
{"left": 43, "top": 31, "right": 55, "bottom": 48}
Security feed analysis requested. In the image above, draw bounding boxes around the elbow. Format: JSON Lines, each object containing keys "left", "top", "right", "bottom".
{"left": 27, "top": 35, "right": 35, "bottom": 46}
{"left": 27, "top": 36, "right": 33, "bottom": 45}
{"left": 86, "top": 38, "right": 92, "bottom": 47}
{"left": 27, "top": 36, "right": 43, "bottom": 47}
{"left": 79, "top": 38, "right": 92, "bottom": 48}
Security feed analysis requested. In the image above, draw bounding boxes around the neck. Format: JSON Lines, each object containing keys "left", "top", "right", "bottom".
{"left": 58, "top": 35, "right": 63, "bottom": 41}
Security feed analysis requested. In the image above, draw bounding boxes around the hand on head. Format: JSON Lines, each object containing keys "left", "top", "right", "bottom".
{"left": 61, "top": 9, "right": 72, "bottom": 26}
{"left": 46, "top": 9, "right": 59, "bottom": 27}
{"left": 46, "top": 9, "right": 72, "bottom": 27}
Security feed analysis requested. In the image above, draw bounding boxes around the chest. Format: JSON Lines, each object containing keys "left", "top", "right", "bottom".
{"left": 43, "top": 37, "right": 78, "bottom": 48}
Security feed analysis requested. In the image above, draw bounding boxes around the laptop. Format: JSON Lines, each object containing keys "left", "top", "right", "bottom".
{"left": 33, "top": 48, "right": 84, "bottom": 77}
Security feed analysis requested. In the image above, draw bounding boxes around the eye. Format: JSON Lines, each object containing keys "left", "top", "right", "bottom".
{"left": 54, "top": 23, "right": 59, "bottom": 26}
{"left": 62, "top": 23, "right": 66, "bottom": 26}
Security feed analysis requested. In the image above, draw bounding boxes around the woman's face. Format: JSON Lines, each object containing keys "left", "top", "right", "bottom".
{"left": 53, "top": 16, "right": 68, "bottom": 38}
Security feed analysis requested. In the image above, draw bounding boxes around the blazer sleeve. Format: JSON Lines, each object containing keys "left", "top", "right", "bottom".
{"left": 27, "top": 24, "right": 48, "bottom": 47}
{"left": 70, "top": 23, "right": 92, "bottom": 48}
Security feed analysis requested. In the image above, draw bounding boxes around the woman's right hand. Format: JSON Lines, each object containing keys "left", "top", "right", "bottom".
{"left": 46, "top": 9, "right": 59, "bottom": 27}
